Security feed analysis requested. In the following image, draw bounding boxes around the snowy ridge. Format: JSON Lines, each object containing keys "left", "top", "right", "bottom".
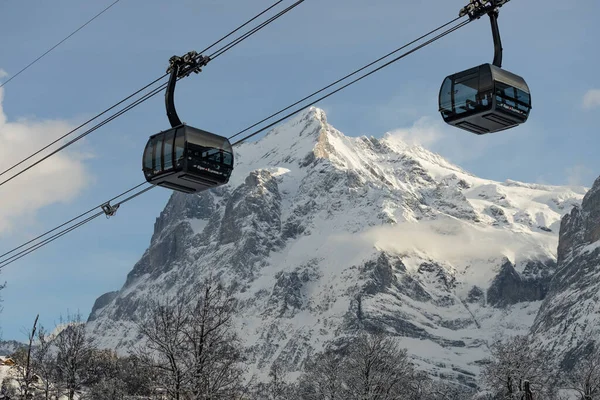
{"left": 531, "top": 176, "right": 600, "bottom": 367}
{"left": 86, "top": 107, "right": 586, "bottom": 384}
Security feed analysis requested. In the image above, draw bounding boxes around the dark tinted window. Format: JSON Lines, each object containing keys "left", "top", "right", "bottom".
{"left": 202, "top": 148, "right": 222, "bottom": 162}
{"left": 454, "top": 75, "right": 479, "bottom": 115}
{"left": 516, "top": 89, "right": 531, "bottom": 112}
{"left": 164, "top": 130, "right": 175, "bottom": 170}
{"left": 174, "top": 128, "right": 185, "bottom": 166}
{"left": 223, "top": 152, "right": 233, "bottom": 166}
{"left": 154, "top": 136, "right": 163, "bottom": 173}
{"left": 186, "top": 127, "right": 232, "bottom": 153}
{"left": 496, "top": 82, "right": 523, "bottom": 108}
{"left": 439, "top": 77, "right": 452, "bottom": 114}
{"left": 144, "top": 138, "right": 154, "bottom": 171}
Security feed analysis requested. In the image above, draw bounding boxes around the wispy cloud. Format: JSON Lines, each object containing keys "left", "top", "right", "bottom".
{"left": 387, "top": 116, "right": 443, "bottom": 147}
{"left": 328, "top": 217, "right": 553, "bottom": 277}
{"left": 583, "top": 89, "right": 600, "bottom": 110}
{"left": 0, "top": 88, "right": 90, "bottom": 235}
{"left": 360, "top": 219, "right": 533, "bottom": 264}
{"left": 565, "top": 164, "right": 594, "bottom": 187}
{"left": 0, "top": 69, "right": 7, "bottom": 80}
{"left": 385, "top": 115, "right": 516, "bottom": 165}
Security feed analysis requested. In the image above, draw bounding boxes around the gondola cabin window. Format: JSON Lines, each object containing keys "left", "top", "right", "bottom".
{"left": 164, "top": 130, "right": 175, "bottom": 170}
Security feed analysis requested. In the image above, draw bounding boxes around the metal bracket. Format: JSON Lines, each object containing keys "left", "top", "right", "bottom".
{"left": 165, "top": 50, "right": 210, "bottom": 128}
{"left": 166, "top": 51, "right": 210, "bottom": 79}
{"left": 101, "top": 202, "right": 120, "bottom": 218}
{"left": 459, "top": 0, "right": 506, "bottom": 67}
{"left": 459, "top": 0, "right": 508, "bottom": 20}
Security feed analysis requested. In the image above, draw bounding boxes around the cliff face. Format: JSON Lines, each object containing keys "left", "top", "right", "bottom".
{"left": 86, "top": 107, "right": 586, "bottom": 383}
{"left": 531, "top": 176, "right": 600, "bottom": 367}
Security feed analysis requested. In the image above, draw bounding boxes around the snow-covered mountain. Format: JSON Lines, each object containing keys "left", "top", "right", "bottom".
{"left": 532, "top": 176, "right": 600, "bottom": 368}
{"left": 86, "top": 107, "right": 587, "bottom": 385}
{"left": 0, "top": 340, "right": 24, "bottom": 356}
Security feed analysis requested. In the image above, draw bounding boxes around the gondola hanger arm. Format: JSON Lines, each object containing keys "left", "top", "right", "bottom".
{"left": 165, "top": 50, "right": 210, "bottom": 128}
{"left": 458, "top": 0, "right": 507, "bottom": 67}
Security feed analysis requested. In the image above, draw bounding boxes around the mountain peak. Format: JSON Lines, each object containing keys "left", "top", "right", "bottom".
{"left": 262, "top": 106, "right": 328, "bottom": 141}
{"left": 88, "top": 106, "right": 590, "bottom": 386}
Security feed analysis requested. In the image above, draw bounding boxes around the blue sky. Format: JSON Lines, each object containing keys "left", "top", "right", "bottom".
{"left": 0, "top": 0, "right": 598, "bottom": 340}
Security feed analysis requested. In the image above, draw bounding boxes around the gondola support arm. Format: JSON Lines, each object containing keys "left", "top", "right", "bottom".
{"left": 165, "top": 51, "right": 211, "bottom": 128}
{"left": 459, "top": 0, "right": 508, "bottom": 68}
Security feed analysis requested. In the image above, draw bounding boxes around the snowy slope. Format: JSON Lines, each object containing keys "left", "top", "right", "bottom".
{"left": 86, "top": 107, "right": 586, "bottom": 384}
{"left": 531, "top": 176, "right": 600, "bottom": 368}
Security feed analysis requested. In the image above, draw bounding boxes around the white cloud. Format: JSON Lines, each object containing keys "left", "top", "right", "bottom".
{"left": 0, "top": 69, "right": 7, "bottom": 80}
{"left": 583, "top": 89, "right": 600, "bottom": 110}
{"left": 0, "top": 88, "right": 90, "bottom": 235}
{"left": 565, "top": 164, "right": 594, "bottom": 187}
{"left": 359, "top": 219, "right": 532, "bottom": 264}
{"left": 387, "top": 116, "right": 444, "bottom": 147}
{"left": 385, "top": 115, "right": 515, "bottom": 165}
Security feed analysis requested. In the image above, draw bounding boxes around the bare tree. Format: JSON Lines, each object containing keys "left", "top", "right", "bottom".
{"left": 564, "top": 342, "right": 600, "bottom": 400}
{"left": 181, "top": 280, "right": 246, "bottom": 399}
{"left": 295, "top": 333, "right": 463, "bottom": 400}
{"left": 297, "top": 351, "right": 345, "bottom": 400}
{"left": 12, "top": 314, "right": 39, "bottom": 399}
{"left": 54, "top": 312, "right": 95, "bottom": 400}
{"left": 0, "top": 279, "right": 6, "bottom": 341}
{"left": 417, "top": 378, "right": 476, "bottom": 400}
{"left": 136, "top": 277, "right": 246, "bottom": 399}
{"left": 83, "top": 348, "right": 128, "bottom": 400}
{"left": 481, "top": 335, "right": 558, "bottom": 400}
{"left": 251, "top": 364, "right": 298, "bottom": 400}
{"left": 135, "top": 295, "right": 189, "bottom": 399}
{"left": 118, "top": 354, "right": 157, "bottom": 398}
{"left": 342, "top": 333, "right": 415, "bottom": 400}
{"left": 32, "top": 324, "right": 57, "bottom": 400}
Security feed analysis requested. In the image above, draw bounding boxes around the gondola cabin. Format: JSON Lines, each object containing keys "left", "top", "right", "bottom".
{"left": 143, "top": 124, "right": 234, "bottom": 194}
{"left": 438, "top": 63, "right": 531, "bottom": 135}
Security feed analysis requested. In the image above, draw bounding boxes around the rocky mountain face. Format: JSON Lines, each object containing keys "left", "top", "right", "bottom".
{"left": 0, "top": 340, "right": 24, "bottom": 356}
{"left": 86, "top": 107, "right": 587, "bottom": 385}
{"left": 531, "top": 176, "right": 600, "bottom": 368}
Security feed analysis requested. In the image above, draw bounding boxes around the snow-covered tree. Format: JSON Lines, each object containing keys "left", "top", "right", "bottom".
{"left": 135, "top": 295, "right": 188, "bottom": 399}
{"left": 54, "top": 312, "right": 95, "bottom": 400}
{"left": 564, "top": 341, "right": 600, "bottom": 400}
{"left": 342, "top": 333, "right": 415, "bottom": 400}
{"left": 297, "top": 350, "right": 345, "bottom": 400}
{"left": 252, "top": 364, "right": 298, "bottom": 400}
{"left": 295, "top": 332, "right": 424, "bottom": 400}
{"left": 12, "top": 315, "right": 39, "bottom": 399}
{"left": 182, "top": 280, "right": 246, "bottom": 398}
{"left": 481, "top": 335, "right": 558, "bottom": 399}
{"left": 32, "top": 324, "right": 57, "bottom": 400}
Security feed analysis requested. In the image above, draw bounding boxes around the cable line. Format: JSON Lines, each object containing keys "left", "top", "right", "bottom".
{"left": 230, "top": 18, "right": 471, "bottom": 146}
{"left": 0, "top": 184, "right": 154, "bottom": 269}
{"left": 0, "top": 0, "right": 302, "bottom": 189}
{"left": 0, "top": 213, "right": 105, "bottom": 269}
{"left": 228, "top": 15, "right": 463, "bottom": 142}
{"left": 0, "top": 82, "right": 169, "bottom": 188}
{"left": 0, "top": 74, "right": 168, "bottom": 181}
{"left": 0, "top": 182, "right": 147, "bottom": 261}
{"left": 0, "top": 0, "right": 122, "bottom": 89}
{"left": 0, "top": 12, "right": 471, "bottom": 269}
{"left": 209, "top": 0, "right": 305, "bottom": 60}
{"left": 198, "top": 0, "right": 284, "bottom": 54}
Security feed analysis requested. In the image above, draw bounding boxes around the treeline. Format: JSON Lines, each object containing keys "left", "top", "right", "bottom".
{"left": 3, "top": 278, "right": 600, "bottom": 399}
{"left": 252, "top": 333, "right": 470, "bottom": 400}
{"left": 4, "top": 314, "right": 154, "bottom": 399}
